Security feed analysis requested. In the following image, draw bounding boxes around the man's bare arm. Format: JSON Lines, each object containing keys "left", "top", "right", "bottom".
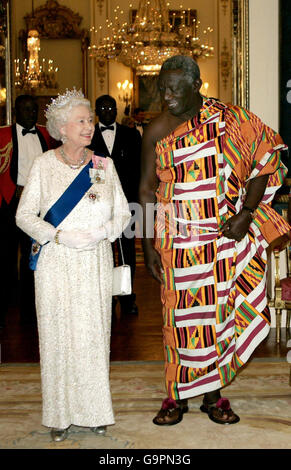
{"left": 139, "top": 122, "right": 164, "bottom": 282}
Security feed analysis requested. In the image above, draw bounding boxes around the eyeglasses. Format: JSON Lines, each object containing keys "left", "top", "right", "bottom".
{"left": 97, "top": 106, "right": 117, "bottom": 112}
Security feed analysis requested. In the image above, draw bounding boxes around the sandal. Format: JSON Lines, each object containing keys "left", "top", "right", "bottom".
{"left": 200, "top": 397, "right": 240, "bottom": 425}
{"left": 153, "top": 398, "right": 189, "bottom": 426}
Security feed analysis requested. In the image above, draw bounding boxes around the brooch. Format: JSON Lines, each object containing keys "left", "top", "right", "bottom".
{"left": 31, "top": 241, "right": 40, "bottom": 255}
{"left": 87, "top": 190, "right": 100, "bottom": 202}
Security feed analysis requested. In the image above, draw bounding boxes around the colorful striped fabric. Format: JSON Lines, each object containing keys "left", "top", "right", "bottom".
{"left": 154, "top": 98, "right": 290, "bottom": 400}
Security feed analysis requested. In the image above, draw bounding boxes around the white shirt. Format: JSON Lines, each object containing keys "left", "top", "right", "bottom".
{"left": 16, "top": 123, "right": 43, "bottom": 186}
{"left": 99, "top": 121, "right": 116, "bottom": 155}
{"left": 135, "top": 122, "right": 143, "bottom": 136}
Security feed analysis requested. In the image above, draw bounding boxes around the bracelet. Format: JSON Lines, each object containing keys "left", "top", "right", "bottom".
{"left": 54, "top": 229, "right": 61, "bottom": 244}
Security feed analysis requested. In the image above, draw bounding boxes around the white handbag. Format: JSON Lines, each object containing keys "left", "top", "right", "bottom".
{"left": 112, "top": 238, "right": 132, "bottom": 296}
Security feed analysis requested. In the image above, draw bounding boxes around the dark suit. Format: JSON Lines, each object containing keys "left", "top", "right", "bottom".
{"left": 89, "top": 123, "right": 142, "bottom": 310}
{"left": 0, "top": 124, "right": 56, "bottom": 324}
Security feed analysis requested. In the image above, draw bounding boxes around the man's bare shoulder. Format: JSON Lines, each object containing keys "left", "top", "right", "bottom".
{"left": 144, "top": 111, "right": 178, "bottom": 144}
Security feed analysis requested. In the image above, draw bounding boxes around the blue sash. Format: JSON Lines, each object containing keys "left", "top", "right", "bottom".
{"left": 29, "top": 161, "right": 93, "bottom": 271}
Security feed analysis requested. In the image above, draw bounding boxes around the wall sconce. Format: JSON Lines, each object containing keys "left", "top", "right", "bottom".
{"left": 201, "top": 81, "right": 209, "bottom": 97}
{"left": 117, "top": 79, "right": 133, "bottom": 113}
{"left": 0, "top": 86, "right": 6, "bottom": 104}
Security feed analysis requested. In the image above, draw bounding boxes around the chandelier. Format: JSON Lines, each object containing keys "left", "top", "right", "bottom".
{"left": 89, "top": 0, "right": 214, "bottom": 76}
{"left": 14, "top": 1, "right": 59, "bottom": 91}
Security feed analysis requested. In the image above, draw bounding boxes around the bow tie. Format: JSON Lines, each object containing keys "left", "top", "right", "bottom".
{"left": 100, "top": 125, "right": 114, "bottom": 132}
{"left": 22, "top": 128, "right": 37, "bottom": 136}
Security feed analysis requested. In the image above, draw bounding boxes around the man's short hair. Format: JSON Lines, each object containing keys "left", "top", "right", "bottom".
{"left": 159, "top": 55, "right": 201, "bottom": 85}
{"left": 95, "top": 95, "right": 117, "bottom": 109}
{"left": 15, "top": 94, "right": 37, "bottom": 109}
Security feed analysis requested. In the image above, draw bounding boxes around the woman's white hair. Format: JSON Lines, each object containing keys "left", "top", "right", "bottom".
{"left": 45, "top": 88, "right": 92, "bottom": 140}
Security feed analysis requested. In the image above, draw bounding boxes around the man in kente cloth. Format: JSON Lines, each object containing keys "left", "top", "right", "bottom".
{"left": 139, "top": 55, "right": 290, "bottom": 425}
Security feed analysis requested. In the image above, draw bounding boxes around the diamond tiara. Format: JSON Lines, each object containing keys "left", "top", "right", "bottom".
{"left": 45, "top": 88, "right": 85, "bottom": 119}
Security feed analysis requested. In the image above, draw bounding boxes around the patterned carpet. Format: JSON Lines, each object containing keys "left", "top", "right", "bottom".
{"left": 0, "top": 360, "right": 291, "bottom": 449}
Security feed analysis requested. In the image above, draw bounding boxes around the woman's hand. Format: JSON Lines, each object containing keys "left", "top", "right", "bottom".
{"left": 58, "top": 229, "right": 105, "bottom": 249}
{"left": 58, "top": 230, "right": 94, "bottom": 249}
{"left": 220, "top": 210, "right": 253, "bottom": 242}
{"left": 85, "top": 227, "right": 107, "bottom": 245}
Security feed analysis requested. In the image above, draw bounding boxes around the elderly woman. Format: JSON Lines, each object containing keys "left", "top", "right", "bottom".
{"left": 16, "top": 89, "right": 131, "bottom": 442}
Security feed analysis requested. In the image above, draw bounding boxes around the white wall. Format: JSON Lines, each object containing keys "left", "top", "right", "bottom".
{"left": 249, "top": 1, "right": 285, "bottom": 328}
{"left": 249, "top": 0, "right": 279, "bottom": 131}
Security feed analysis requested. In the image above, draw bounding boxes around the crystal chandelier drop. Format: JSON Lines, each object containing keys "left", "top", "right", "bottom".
{"left": 89, "top": 0, "right": 214, "bottom": 76}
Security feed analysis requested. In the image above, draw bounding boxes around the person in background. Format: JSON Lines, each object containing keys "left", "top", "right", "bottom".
{"left": 139, "top": 55, "right": 290, "bottom": 426}
{"left": 16, "top": 89, "right": 131, "bottom": 442}
{"left": 89, "top": 95, "right": 142, "bottom": 315}
{"left": 121, "top": 115, "right": 135, "bottom": 128}
{"left": 133, "top": 108, "right": 146, "bottom": 136}
{"left": 0, "top": 95, "right": 57, "bottom": 327}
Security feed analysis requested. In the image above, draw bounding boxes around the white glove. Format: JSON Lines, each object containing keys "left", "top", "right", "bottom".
{"left": 57, "top": 227, "right": 107, "bottom": 250}
{"left": 83, "top": 226, "right": 107, "bottom": 247}
{"left": 58, "top": 230, "right": 97, "bottom": 249}
{"left": 73, "top": 227, "right": 107, "bottom": 251}
{"left": 90, "top": 226, "right": 107, "bottom": 243}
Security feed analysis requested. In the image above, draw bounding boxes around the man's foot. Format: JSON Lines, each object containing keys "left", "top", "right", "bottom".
{"left": 200, "top": 397, "right": 240, "bottom": 425}
{"left": 153, "top": 398, "right": 188, "bottom": 426}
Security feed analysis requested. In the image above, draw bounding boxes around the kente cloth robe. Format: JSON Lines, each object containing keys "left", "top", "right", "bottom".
{"left": 155, "top": 98, "right": 290, "bottom": 400}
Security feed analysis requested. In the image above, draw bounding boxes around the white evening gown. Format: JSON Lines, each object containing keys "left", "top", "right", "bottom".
{"left": 16, "top": 150, "right": 131, "bottom": 429}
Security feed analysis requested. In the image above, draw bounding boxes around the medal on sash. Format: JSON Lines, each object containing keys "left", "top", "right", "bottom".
{"left": 90, "top": 155, "right": 108, "bottom": 184}
{"left": 89, "top": 162, "right": 105, "bottom": 184}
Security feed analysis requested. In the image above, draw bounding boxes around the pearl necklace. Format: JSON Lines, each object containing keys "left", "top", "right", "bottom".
{"left": 60, "top": 147, "right": 87, "bottom": 170}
